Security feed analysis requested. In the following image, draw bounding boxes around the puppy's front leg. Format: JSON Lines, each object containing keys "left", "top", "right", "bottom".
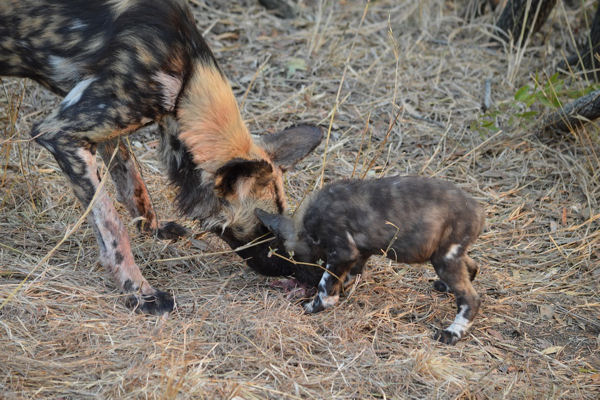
{"left": 304, "top": 231, "right": 361, "bottom": 313}
{"left": 303, "top": 263, "right": 341, "bottom": 313}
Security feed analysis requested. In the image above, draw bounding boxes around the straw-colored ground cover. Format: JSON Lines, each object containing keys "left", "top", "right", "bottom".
{"left": 1, "top": 1, "right": 598, "bottom": 398}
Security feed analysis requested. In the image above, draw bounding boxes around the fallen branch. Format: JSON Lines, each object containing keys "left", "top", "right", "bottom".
{"left": 540, "top": 89, "right": 600, "bottom": 134}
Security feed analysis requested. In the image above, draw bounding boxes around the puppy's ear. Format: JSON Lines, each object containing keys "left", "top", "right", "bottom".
{"left": 255, "top": 208, "right": 295, "bottom": 241}
{"left": 255, "top": 125, "right": 322, "bottom": 171}
{"left": 214, "top": 158, "right": 273, "bottom": 198}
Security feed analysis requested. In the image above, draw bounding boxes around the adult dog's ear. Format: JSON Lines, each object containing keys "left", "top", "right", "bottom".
{"left": 255, "top": 125, "right": 322, "bottom": 171}
{"left": 214, "top": 158, "right": 273, "bottom": 198}
{"left": 255, "top": 208, "right": 295, "bottom": 242}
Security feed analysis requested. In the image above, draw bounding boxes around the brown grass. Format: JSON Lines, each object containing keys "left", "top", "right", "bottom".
{"left": 1, "top": 0, "right": 599, "bottom": 398}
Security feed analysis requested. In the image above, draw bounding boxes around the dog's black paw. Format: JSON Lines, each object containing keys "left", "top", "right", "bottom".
{"left": 303, "top": 297, "right": 325, "bottom": 314}
{"left": 433, "top": 329, "right": 460, "bottom": 345}
{"left": 125, "top": 289, "right": 174, "bottom": 315}
{"left": 432, "top": 279, "right": 450, "bottom": 293}
{"left": 156, "top": 221, "right": 187, "bottom": 241}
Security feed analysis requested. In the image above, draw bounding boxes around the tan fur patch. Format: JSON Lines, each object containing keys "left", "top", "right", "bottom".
{"left": 177, "top": 64, "right": 268, "bottom": 173}
{"left": 153, "top": 71, "right": 182, "bottom": 111}
{"left": 108, "top": 0, "right": 138, "bottom": 16}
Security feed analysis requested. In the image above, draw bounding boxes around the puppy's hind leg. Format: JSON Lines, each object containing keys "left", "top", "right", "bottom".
{"left": 433, "top": 250, "right": 479, "bottom": 293}
{"left": 431, "top": 253, "right": 480, "bottom": 345}
{"left": 463, "top": 254, "right": 479, "bottom": 282}
{"left": 98, "top": 138, "right": 187, "bottom": 240}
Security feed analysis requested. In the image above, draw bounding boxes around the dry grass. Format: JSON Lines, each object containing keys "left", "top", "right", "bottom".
{"left": 1, "top": 0, "right": 599, "bottom": 398}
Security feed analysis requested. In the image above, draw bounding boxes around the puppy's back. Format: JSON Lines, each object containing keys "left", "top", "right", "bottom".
{"left": 301, "top": 176, "right": 483, "bottom": 259}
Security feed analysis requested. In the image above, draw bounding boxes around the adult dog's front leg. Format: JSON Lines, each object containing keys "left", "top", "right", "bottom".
{"left": 98, "top": 138, "right": 187, "bottom": 240}
{"left": 31, "top": 86, "right": 174, "bottom": 314}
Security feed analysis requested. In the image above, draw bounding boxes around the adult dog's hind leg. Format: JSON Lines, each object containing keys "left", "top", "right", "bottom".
{"left": 98, "top": 138, "right": 186, "bottom": 240}
{"left": 32, "top": 101, "right": 174, "bottom": 315}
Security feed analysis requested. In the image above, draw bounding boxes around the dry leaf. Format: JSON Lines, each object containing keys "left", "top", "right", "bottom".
{"left": 487, "top": 329, "right": 504, "bottom": 340}
{"left": 541, "top": 345, "right": 563, "bottom": 355}
{"left": 539, "top": 304, "right": 555, "bottom": 320}
{"left": 190, "top": 238, "right": 209, "bottom": 251}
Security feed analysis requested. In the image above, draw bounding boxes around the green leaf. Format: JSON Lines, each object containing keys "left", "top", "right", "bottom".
{"left": 538, "top": 96, "right": 555, "bottom": 108}
{"left": 525, "top": 96, "right": 537, "bottom": 107}
{"left": 516, "top": 111, "right": 538, "bottom": 119}
{"left": 286, "top": 57, "right": 307, "bottom": 76}
{"left": 514, "top": 85, "right": 531, "bottom": 102}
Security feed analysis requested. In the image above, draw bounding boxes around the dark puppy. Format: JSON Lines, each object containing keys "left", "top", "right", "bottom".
{"left": 256, "top": 176, "right": 485, "bottom": 344}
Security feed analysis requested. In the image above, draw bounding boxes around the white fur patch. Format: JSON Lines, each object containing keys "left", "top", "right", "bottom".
{"left": 61, "top": 77, "right": 96, "bottom": 108}
{"left": 318, "top": 271, "right": 331, "bottom": 292}
{"left": 154, "top": 71, "right": 182, "bottom": 111}
{"left": 303, "top": 300, "right": 316, "bottom": 313}
{"left": 320, "top": 293, "right": 339, "bottom": 308}
{"left": 346, "top": 231, "right": 356, "bottom": 247}
{"left": 70, "top": 19, "right": 86, "bottom": 30}
{"left": 444, "top": 244, "right": 461, "bottom": 260}
{"left": 50, "top": 55, "right": 81, "bottom": 85}
{"left": 445, "top": 304, "right": 472, "bottom": 337}
{"left": 303, "top": 293, "right": 339, "bottom": 313}
{"left": 317, "top": 271, "right": 338, "bottom": 308}
{"left": 304, "top": 269, "right": 340, "bottom": 313}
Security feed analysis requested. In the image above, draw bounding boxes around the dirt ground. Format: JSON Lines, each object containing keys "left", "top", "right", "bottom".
{"left": 1, "top": 0, "right": 599, "bottom": 398}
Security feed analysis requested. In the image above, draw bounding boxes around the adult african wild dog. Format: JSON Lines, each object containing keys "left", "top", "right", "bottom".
{"left": 256, "top": 176, "right": 485, "bottom": 344}
{"left": 0, "top": 0, "right": 322, "bottom": 314}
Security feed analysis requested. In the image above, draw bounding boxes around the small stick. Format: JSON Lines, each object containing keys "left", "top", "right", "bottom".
{"left": 317, "top": 1, "right": 370, "bottom": 189}
{"left": 482, "top": 78, "right": 492, "bottom": 112}
{"left": 540, "top": 89, "right": 600, "bottom": 134}
{"left": 351, "top": 112, "right": 370, "bottom": 179}
{"left": 360, "top": 106, "right": 402, "bottom": 179}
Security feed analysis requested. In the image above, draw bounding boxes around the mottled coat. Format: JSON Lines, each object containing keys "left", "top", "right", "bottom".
{"left": 1, "top": 0, "right": 321, "bottom": 314}
{"left": 256, "top": 176, "right": 485, "bottom": 344}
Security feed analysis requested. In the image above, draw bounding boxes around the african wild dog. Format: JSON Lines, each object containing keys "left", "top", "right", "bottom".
{"left": 0, "top": 0, "right": 322, "bottom": 314}
{"left": 256, "top": 176, "right": 485, "bottom": 344}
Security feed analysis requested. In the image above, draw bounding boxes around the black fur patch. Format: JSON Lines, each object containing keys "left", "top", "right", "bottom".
{"left": 220, "top": 227, "right": 296, "bottom": 276}
{"left": 159, "top": 123, "right": 220, "bottom": 218}
{"left": 123, "top": 279, "right": 135, "bottom": 292}
{"left": 125, "top": 290, "right": 174, "bottom": 315}
{"left": 214, "top": 158, "right": 273, "bottom": 197}
{"left": 157, "top": 221, "right": 188, "bottom": 240}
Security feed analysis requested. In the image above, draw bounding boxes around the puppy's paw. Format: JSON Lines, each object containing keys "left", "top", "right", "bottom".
{"left": 433, "top": 329, "right": 460, "bottom": 345}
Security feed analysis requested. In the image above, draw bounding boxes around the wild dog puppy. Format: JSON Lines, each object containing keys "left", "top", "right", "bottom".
{"left": 1, "top": 0, "right": 321, "bottom": 314}
{"left": 256, "top": 176, "right": 485, "bottom": 344}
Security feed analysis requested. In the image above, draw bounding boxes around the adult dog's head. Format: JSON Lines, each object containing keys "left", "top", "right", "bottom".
{"left": 213, "top": 125, "right": 322, "bottom": 276}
